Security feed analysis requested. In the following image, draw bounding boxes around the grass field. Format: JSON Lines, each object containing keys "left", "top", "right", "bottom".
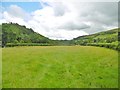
{"left": 2, "top": 46, "right": 118, "bottom": 88}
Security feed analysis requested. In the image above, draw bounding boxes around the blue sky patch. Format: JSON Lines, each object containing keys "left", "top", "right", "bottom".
{"left": 2, "top": 2, "right": 43, "bottom": 12}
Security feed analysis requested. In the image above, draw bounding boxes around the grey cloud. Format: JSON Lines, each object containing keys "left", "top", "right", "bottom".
{"left": 83, "top": 24, "right": 105, "bottom": 34}
{"left": 52, "top": 2, "right": 69, "bottom": 16}
{"left": 52, "top": 2, "right": 118, "bottom": 34}
{"left": 58, "top": 22, "right": 90, "bottom": 30}
{"left": 75, "top": 2, "right": 118, "bottom": 33}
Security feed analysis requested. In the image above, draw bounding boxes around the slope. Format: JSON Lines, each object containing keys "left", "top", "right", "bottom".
{"left": 2, "top": 23, "right": 52, "bottom": 47}
{"left": 71, "top": 28, "right": 119, "bottom": 50}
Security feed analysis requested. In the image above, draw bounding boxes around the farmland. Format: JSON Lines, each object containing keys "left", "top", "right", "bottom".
{"left": 2, "top": 46, "right": 118, "bottom": 88}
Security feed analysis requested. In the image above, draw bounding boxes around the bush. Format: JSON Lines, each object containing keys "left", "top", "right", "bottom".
{"left": 85, "top": 43, "right": 119, "bottom": 51}
{"left": 6, "top": 43, "right": 52, "bottom": 47}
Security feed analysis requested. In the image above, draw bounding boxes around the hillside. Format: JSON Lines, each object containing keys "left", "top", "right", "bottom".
{"left": 71, "top": 28, "right": 119, "bottom": 50}
{"left": 1, "top": 23, "right": 119, "bottom": 50}
{"left": 2, "top": 23, "right": 52, "bottom": 47}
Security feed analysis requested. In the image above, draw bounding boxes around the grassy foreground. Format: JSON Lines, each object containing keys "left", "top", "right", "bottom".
{"left": 2, "top": 46, "right": 118, "bottom": 88}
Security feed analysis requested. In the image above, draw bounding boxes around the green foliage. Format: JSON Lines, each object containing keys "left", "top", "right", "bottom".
{"left": 72, "top": 28, "right": 119, "bottom": 50}
{"left": 86, "top": 43, "right": 118, "bottom": 50}
{"left": 6, "top": 43, "right": 52, "bottom": 47}
{"left": 2, "top": 23, "right": 52, "bottom": 47}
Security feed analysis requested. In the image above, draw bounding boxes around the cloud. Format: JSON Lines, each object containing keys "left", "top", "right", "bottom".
{"left": 1, "top": 1, "right": 118, "bottom": 40}
{"left": 59, "top": 21, "right": 90, "bottom": 30}
{"left": 3, "top": 11, "right": 31, "bottom": 28}
{"left": 44, "top": 29, "right": 88, "bottom": 40}
{"left": 52, "top": 2, "right": 69, "bottom": 16}
{"left": 39, "top": 1, "right": 118, "bottom": 34}
{"left": 8, "top": 5, "right": 26, "bottom": 18}
{"left": 6, "top": 5, "right": 31, "bottom": 21}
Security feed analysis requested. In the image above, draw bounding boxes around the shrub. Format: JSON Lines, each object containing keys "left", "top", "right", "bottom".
{"left": 6, "top": 43, "right": 52, "bottom": 47}
{"left": 85, "top": 43, "right": 119, "bottom": 51}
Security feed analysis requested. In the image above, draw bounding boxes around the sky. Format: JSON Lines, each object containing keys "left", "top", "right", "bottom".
{"left": 0, "top": 0, "right": 118, "bottom": 40}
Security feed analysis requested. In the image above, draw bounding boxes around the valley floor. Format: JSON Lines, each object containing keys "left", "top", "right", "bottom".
{"left": 2, "top": 46, "right": 118, "bottom": 88}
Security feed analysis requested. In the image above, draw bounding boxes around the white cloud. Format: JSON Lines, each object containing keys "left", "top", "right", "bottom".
{"left": 44, "top": 29, "right": 88, "bottom": 40}
{"left": 8, "top": 5, "right": 26, "bottom": 18}
{"left": 6, "top": 5, "right": 31, "bottom": 21}
{"left": 1, "top": 2, "right": 118, "bottom": 40}
{"left": 3, "top": 11, "right": 31, "bottom": 28}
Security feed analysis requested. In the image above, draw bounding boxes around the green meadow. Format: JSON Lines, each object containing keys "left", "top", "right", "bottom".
{"left": 2, "top": 46, "right": 118, "bottom": 88}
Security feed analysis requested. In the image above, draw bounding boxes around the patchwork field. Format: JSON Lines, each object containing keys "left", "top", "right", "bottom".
{"left": 2, "top": 46, "right": 118, "bottom": 88}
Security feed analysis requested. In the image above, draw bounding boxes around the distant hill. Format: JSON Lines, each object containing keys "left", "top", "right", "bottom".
{"left": 71, "top": 28, "right": 119, "bottom": 50}
{"left": 1, "top": 23, "right": 119, "bottom": 50}
{"left": 2, "top": 23, "right": 52, "bottom": 47}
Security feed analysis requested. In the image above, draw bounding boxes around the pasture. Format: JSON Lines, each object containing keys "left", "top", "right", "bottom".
{"left": 2, "top": 46, "right": 118, "bottom": 88}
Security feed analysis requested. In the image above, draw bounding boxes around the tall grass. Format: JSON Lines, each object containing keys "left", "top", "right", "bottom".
{"left": 2, "top": 46, "right": 118, "bottom": 88}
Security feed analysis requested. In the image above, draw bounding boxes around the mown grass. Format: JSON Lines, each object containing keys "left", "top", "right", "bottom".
{"left": 2, "top": 46, "right": 118, "bottom": 88}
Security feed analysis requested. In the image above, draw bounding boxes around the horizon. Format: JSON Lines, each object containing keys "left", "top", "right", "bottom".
{"left": 2, "top": 22, "right": 119, "bottom": 41}
{"left": 0, "top": 1, "right": 118, "bottom": 40}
